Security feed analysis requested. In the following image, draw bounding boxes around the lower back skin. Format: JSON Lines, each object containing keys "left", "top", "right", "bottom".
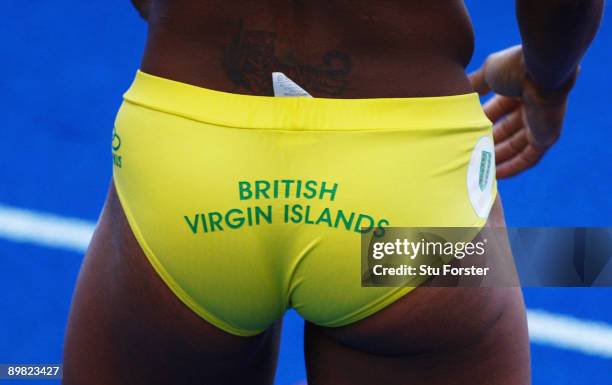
{"left": 140, "top": 0, "right": 476, "bottom": 98}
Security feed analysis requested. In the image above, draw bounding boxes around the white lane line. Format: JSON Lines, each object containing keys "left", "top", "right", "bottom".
{"left": 527, "top": 309, "right": 612, "bottom": 359}
{"left": 0, "top": 204, "right": 95, "bottom": 253}
{"left": 0, "top": 205, "right": 611, "bottom": 358}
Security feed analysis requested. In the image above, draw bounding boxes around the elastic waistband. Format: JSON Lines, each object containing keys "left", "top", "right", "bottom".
{"left": 123, "top": 70, "right": 491, "bottom": 131}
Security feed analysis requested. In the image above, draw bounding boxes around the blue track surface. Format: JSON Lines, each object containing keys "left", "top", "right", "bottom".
{"left": 1, "top": 1, "right": 611, "bottom": 384}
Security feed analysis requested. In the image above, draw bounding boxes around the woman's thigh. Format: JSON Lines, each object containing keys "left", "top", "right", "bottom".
{"left": 62, "top": 182, "right": 281, "bottom": 385}
{"left": 304, "top": 196, "right": 531, "bottom": 385}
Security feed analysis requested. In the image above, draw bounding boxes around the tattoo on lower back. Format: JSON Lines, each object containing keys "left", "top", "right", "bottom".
{"left": 223, "top": 20, "right": 351, "bottom": 96}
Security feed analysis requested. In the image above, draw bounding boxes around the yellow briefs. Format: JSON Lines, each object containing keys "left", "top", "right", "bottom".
{"left": 112, "top": 70, "right": 497, "bottom": 336}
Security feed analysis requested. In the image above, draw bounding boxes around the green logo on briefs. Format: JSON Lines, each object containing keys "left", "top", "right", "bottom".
{"left": 112, "top": 129, "right": 121, "bottom": 151}
{"left": 112, "top": 128, "right": 122, "bottom": 168}
{"left": 478, "top": 150, "right": 491, "bottom": 191}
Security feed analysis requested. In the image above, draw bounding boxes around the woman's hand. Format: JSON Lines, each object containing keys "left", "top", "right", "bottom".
{"left": 469, "top": 45, "right": 578, "bottom": 179}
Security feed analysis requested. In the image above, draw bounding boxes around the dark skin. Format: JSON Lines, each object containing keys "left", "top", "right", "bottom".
{"left": 138, "top": 0, "right": 476, "bottom": 98}
{"left": 64, "top": 1, "right": 603, "bottom": 384}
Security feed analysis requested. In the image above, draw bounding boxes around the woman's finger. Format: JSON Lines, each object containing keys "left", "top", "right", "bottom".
{"left": 483, "top": 95, "right": 522, "bottom": 123}
{"left": 468, "top": 66, "right": 490, "bottom": 96}
{"left": 495, "top": 128, "right": 528, "bottom": 165}
{"left": 493, "top": 109, "right": 523, "bottom": 144}
{"left": 496, "top": 144, "right": 545, "bottom": 179}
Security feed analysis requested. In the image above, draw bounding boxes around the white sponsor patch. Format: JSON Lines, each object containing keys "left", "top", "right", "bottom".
{"left": 466, "top": 135, "right": 495, "bottom": 218}
{"left": 272, "top": 72, "right": 312, "bottom": 97}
